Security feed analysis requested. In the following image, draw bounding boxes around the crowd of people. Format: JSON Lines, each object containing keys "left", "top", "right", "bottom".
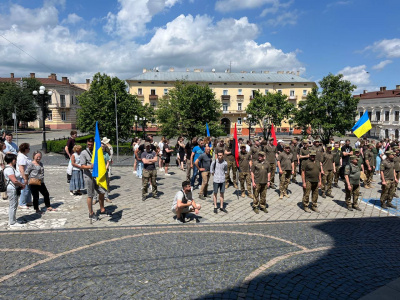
{"left": 2, "top": 129, "right": 399, "bottom": 227}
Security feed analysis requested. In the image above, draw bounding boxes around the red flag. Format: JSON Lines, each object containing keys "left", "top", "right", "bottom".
{"left": 270, "top": 123, "right": 278, "bottom": 146}
{"left": 234, "top": 123, "right": 240, "bottom": 167}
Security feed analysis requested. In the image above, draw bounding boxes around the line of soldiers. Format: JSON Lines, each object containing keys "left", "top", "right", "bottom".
{"left": 218, "top": 136, "right": 399, "bottom": 214}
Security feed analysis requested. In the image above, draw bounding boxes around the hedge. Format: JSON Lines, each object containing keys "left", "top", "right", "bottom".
{"left": 46, "top": 135, "right": 133, "bottom": 155}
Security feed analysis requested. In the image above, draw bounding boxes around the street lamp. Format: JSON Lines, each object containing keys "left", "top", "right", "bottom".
{"left": 243, "top": 114, "right": 252, "bottom": 140}
{"left": 134, "top": 115, "right": 138, "bottom": 136}
{"left": 143, "top": 117, "right": 147, "bottom": 139}
{"left": 33, "top": 86, "right": 52, "bottom": 152}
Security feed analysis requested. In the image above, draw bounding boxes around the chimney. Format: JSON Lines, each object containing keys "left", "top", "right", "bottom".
{"left": 297, "top": 71, "right": 300, "bottom": 76}
{"left": 396, "top": 85, "right": 400, "bottom": 90}
{"left": 143, "top": 68, "right": 147, "bottom": 73}
{"left": 211, "top": 68, "right": 216, "bottom": 73}
{"left": 30, "top": 73, "right": 35, "bottom": 78}
{"left": 186, "top": 68, "right": 190, "bottom": 72}
{"left": 86, "top": 79, "right": 90, "bottom": 84}
{"left": 49, "top": 73, "right": 57, "bottom": 80}
{"left": 286, "top": 71, "right": 290, "bottom": 74}
{"left": 10, "top": 73, "right": 14, "bottom": 78}
{"left": 263, "top": 71, "right": 269, "bottom": 74}
{"left": 169, "top": 67, "right": 174, "bottom": 72}
{"left": 380, "top": 86, "right": 386, "bottom": 91}
{"left": 62, "top": 77, "right": 68, "bottom": 83}
{"left": 194, "top": 68, "right": 201, "bottom": 72}
{"left": 363, "top": 90, "right": 367, "bottom": 94}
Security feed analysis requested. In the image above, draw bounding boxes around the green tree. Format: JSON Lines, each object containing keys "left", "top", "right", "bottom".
{"left": 0, "top": 78, "right": 41, "bottom": 127}
{"left": 156, "top": 81, "right": 223, "bottom": 138}
{"left": 293, "top": 73, "right": 358, "bottom": 144}
{"left": 77, "top": 73, "right": 142, "bottom": 143}
{"left": 245, "top": 90, "right": 297, "bottom": 138}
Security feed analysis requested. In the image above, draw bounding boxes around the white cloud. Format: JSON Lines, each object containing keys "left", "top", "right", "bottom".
{"left": 215, "top": 0, "right": 275, "bottom": 12}
{"left": 372, "top": 60, "right": 393, "bottom": 70}
{"left": 338, "top": 65, "right": 371, "bottom": 94}
{"left": 267, "top": 10, "right": 298, "bottom": 26}
{"left": 104, "top": 0, "right": 180, "bottom": 39}
{"left": 365, "top": 38, "right": 400, "bottom": 58}
{"left": 62, "top": 13, "right": 83, "bottom": 25}
{"left": 324, "top": 1, "right": 351, "bottom": 12}
{"left": 260, "top": 0, "right": 294, "bottom": 16}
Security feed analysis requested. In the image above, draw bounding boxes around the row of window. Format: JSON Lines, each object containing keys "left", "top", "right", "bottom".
{"left": 49, "top": 94, "right": 77, "bottom": 106}
{"left": 361, "top": 111, "right": 400, "bottom": 122}
{"left": 137, "top": 81, "right": 309, "bottom": 87}
{"left": 47, "top": 111, "right": 67, "bottom": 121}
{"left": 138, "top": 88, "right": 308, "bottom": 97}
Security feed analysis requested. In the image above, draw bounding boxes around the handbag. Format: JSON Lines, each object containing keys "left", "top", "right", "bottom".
{"left": 29, "top": 178, "right": 42, "bottom": 185}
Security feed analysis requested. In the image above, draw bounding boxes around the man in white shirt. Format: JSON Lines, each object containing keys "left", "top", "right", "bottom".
{"left": 171, "top": 181, "right": 201, "bottom": 223}
{"left": 3, "top": 133, "right": 18, "bottom": 155}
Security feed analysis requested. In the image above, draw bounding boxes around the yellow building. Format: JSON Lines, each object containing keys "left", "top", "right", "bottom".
{"left": 126, "top": 68, "right": 317, "bottom": 135}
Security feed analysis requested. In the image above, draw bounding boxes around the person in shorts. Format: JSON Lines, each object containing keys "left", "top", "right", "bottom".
{"left": 171, "top": 181, "right": 201, "bottom": 223}
{"left": 80, "top": 138, "right": 108, "bottom": 221}
{"left": 210, "top": 150, "right": 228, "bottom": 214}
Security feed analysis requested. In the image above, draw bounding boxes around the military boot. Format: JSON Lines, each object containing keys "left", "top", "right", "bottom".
{"left": 241, "top": 192, "right": 245, "bottom": 198}
{"left": 253, "top": 207, "right": 260, "bottom": 214}
{"left": 233, "top": 183, "right": 238, "bottom": 189}
{"left": 311, "top": 206, "right": 320, "bottom": 213}
{"left": 381, "top": 202, "right": 388, "bottom": 209}
{"left": 303, "top": 206, "right": 311, "bottom": 213}
{"left": 387, "top": 203, "right": 398, "bottom": 209}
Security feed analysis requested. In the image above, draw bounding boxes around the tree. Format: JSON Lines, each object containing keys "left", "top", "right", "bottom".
{"left": 293, "top": 73, "right": 358, "bottom": 145}
{"left": 0, "top": 78, "right": 42, "bottom": 127}
{"left": 245, "top": 90, "right": 297, "bottom": 139}
{"left": 77, "top": 73, "right": 142, "bottom": 143}
{"left": 156, "top": 81, "right": 223, "bottom": 138}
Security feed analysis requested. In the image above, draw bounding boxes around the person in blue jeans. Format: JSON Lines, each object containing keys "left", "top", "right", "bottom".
{"left": 191, "top": 139, "right": 205, "bottom": 187}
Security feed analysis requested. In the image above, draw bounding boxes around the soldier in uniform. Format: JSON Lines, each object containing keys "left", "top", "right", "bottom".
{"left": 311, "top": 139, "right": 324, "bottom": 163}
{"left": 277, "top": 144, "right": 294, "bottom": 199}
{"left": 224, "top": 138, "right": 238, "bottom": 189}
{"left": 238, "top": 144, "right": 253, "bottom": 198}
{"left": 141, "top": 142, "right": 158, "bottom": 201}
{"left": 392, "top": 146, "right": 400, "bottom": 197}
{"left": 344, "top": 155, "right": 362, "bottom": 211}
{"left": 250, "top": 138, "right": 261, "bottom": 163}
{"left": 301, "top": 150, "right": 322, "bottom": 213}
{"left": 214, "top": 139, "right": 225, "bottom": 159}
{"left": 380, "top": 150, "right": 398, "bottom": 209}
{"left": 320, "top": 145, "right": 335, "bottom": 198}
{"left": 332, "top": 142, "right": 342, "bottom": 188}
{"left": 363, "top": 143, "right": 375, "bottom": 189}
{"left": 250, "top": 151, "right": 270, "bottom": 214}
{"left": 289, "top": 138, "right": 299, "bottom": 183}
{"left": 299, "top": 139, "right": 310, "bottom": 174}
{"left": 264, "top": 137, "right": 278, "bottom": 188}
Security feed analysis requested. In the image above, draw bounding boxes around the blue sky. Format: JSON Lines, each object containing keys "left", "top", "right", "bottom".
{"left": 0, "top": 0, "right": 399, "bottom": 93}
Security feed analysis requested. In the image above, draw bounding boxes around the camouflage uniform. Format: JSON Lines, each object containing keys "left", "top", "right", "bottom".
{"left": 289, "top": 143, "right": 299, "bottom": 182}
{"left": 344, "top": 162, "right": 361, "bottom": 208}
{"left": 393, "top": 151, "right": 400, "bottom": 190}
{"left": 277, "top": 150, "right": 293, "bottom": 197}
{"left": 311, "top": 144, "right": 324, "bottom": 163}
{"left": 380, "top": 158, "right": 396, "bottom": 207}
{"left": 364, "top": 148, "right": 375, "bottom": 187}
{"left": 332, "top": 148, "right": 342, "bottom": 185}
{"left": 264, "top": 143, "right": 277, "bottom": 185}
{"left": 142, "top": 169, "right": 157, "bottom": 196}
{"left": 251, "top": 158, "right": 270, "bottom": 210}
{"left": 239, "top": 151, "right": 252, "bottom": 197}
{"left": 225, "top": 144, "right": 237, "bottom": 187}
{"left": 302, "top": 158, "right": 321, "bottom": 209}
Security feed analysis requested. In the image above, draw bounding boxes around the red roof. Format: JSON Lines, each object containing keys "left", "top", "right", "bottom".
{"left": 354, "top": 89, "right": 400, "bottom": 100}
{"left": 0, "top": 76, "right": 85, "bottom": 91}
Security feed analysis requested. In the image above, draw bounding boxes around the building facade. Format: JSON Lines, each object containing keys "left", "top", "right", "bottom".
{"left": 126, "top": 68, "right": 317, "bottom": 136}
{"left": 354, "top": 86, "right": 400, "bottom": 140}
{"left": 0, "top": 73, "right": 85, "bottom": 130}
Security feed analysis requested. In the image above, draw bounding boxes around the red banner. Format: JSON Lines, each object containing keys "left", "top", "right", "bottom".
{"left": 270, "top": 123, "right": 278, "bottom": 146}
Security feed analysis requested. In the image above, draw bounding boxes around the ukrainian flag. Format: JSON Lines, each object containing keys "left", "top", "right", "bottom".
{"left": 91, "top": 122, "right": 107, "bottom": 189}
{"left": 352, "top": 111, "right": 372, "bottom": 138}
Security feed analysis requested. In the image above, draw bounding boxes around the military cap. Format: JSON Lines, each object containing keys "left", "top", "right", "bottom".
{"left": 291, "top": 138, "right": 297, "bottom": 142}
{"left": 258, "top": 151, "right": 266, "bottom": 156}
{"left": 354, "top": 149, "right": 360, "bottom": 153}
{"left": 240, "top": 144, "right": 246, "bottom": 148}
{"left": 229, "top": 137, "right": 234, "bottom": 141}
{"left": 350, "top": 155, "right": 357, "bottom": 160}
{"left": 284, "top": 144, "right": 290, "bottom": 148}
{"left": 314, "top": 139, "right": 321, "bottom": 142}
{"left": 393, "top": 146, "right": 399, "bottom": 150}
{"left": 309, "top": 150, "right": 317, "bottom": 156}
{"left": 386, "top": 150, "right": 394, "bottom": 155}
{"left": 302, "top": 139, "right": 309, "bottom": 143}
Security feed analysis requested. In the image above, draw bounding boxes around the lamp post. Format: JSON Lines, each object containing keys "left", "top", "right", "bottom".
{"left": 33, "top": 86, "right": 52, "bottom": 153}
{"left": 143, "top": 117, "right": 147, "bottom": 139}
{"left": 243, "top": 114, "right": 252, "bottom": 140}
{"left": 134, "top": 115, "right": 138, "bottom": 136}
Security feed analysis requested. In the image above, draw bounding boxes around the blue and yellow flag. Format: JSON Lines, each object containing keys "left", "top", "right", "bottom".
{"left": 91, "top": 122, "right": 107, "bottom": 189}
{"left": 352, "top": 111, "right": 372, "bottom": 138}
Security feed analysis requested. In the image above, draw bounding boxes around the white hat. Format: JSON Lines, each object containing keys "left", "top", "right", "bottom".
{"left": 278, "top": 140, "right": 283, "bottom": 143}
{"left": 101, "top": 137, "right": 110, "bottom": 144}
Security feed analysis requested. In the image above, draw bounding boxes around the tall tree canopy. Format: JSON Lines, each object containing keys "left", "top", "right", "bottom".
{"left": 245, "top": 90, "right": 297, "bottom": 138}
{"left": 156, "top": 81, "right": 223, "bottom": 138}
{"left": 77, "top": 73, "right": 142, "bottom": 142}
{"left": 294, "top": 73, "right": 358, "bottom": 144}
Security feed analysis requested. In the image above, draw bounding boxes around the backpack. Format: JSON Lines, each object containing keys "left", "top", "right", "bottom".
{"left": 0, "top": 169, "right": 6, "bottom": 192}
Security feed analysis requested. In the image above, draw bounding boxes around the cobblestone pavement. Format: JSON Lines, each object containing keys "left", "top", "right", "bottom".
{"left": 0, "top": 218, "right": 399, "bottom": 299}
{"left": 0, "top": 165, "right": 397, "bottom": 230}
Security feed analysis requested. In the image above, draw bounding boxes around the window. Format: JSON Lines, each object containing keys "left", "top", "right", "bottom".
{"left": 60, "top": 95, "right": 65, "bottom": 107}
{"left": 238, "top": 103, "right": 242, "bottom": 111}
{"left": 376, "top": 111, "right": 380, "bottom": 121}
{"left": 223, "top": 90, "right": 228, "bottom": 95}
{"left": 265, "top": 89, "right": 269, "bottom": 95}
{"left": 223, "top": 103, "right": 228, "bottom": 111}
{"left": 359, "top": 111, "right": 363, "bottom": 118}
{"left": 290, "top": 90, "right": 295, "bottom": 96}
{"left": 303, "top": 90, "right": 307, "bottom": 96}
{"left": 150, "top": 89, "right": 156, "bottom": 96}
{"left": 70, "top": 95, "right": 74, "bottom": 105}
{"left": 48, "top": 94, "right": 52, "bottom": 104}
{"left": 164, "top": 89, "right": 168, "bottom": 95}
{"left": 61, "top": 111, "right": 66, "bottom": 121}
{"left": 237, "top": 117, "right": 242, "bottom": 125}
{"left": 138, "top": 88, "right": 142, "bottom": 95}
{"left": 47, "top": 111, "right": 52, "bottom": 121}
{"left": 238, "top": 89, "right": 242, "bottom": 95}
{"left": 151, "top": 102, "right": 156, "bottom": 108}
{"left": 368, "top": 112, "right": 372, "bottom": 120}
{"left": 277, "top": 89, "right": 282, "bottom": 94}
{"left": 385, "top": 111, "right": 390, "bottom": 121}
{"left": 395, "top": 111, "right": 399, "bottom": 121}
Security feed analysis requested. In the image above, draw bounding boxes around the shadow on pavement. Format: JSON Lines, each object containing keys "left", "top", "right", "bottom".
{"left": 198, "top": 217, "right": 400, "bottom": 299}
